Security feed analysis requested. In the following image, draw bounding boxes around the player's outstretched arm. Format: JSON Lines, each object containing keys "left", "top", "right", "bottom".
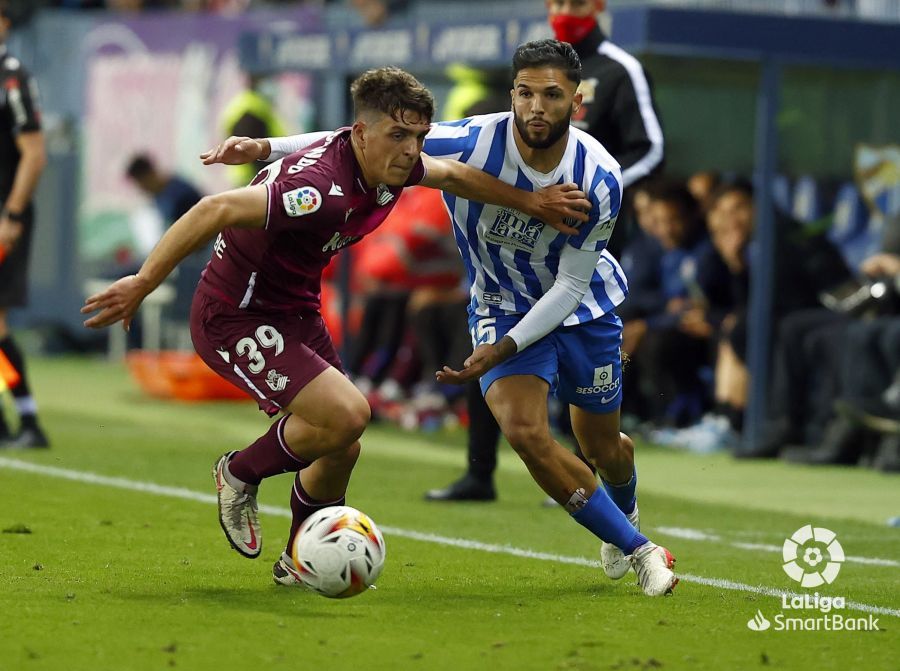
{"left": 82, "top": 185, "right": 268, "bottom": 330}
{"left": 200, "top": 136, "right": 270, "bottom": 165}
{"left": 201, "top": 132, "right": 331, "bottom": 165}
{"left": 419, "top": 154, "right": 589, "bottom": 235}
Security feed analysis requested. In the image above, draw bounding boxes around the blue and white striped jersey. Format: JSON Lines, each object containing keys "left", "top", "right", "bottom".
{"left": 424, "top": 112, "right": 628, "bottom": 325}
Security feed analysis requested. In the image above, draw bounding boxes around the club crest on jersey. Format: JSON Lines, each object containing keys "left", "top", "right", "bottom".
{"left": 486, "top": 208, "right": 543, "bottom": 252}
{"left": 375, "top": 184, "right": 394, "bottom": 206}
{"left": 283, "top": 186, "right": 322, "bottom": 217}
{"left": 266, "top": 369, "right": 290, "bottom": 392}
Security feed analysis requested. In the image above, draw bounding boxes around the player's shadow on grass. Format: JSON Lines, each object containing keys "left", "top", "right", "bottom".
{"left": 376, "top": 583, "right": 622, "bottom": 606}
{"left": 119, "top": 587, "right": 362, "bottom": 619}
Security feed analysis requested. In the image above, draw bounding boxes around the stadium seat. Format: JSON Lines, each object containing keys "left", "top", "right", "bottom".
{"left": 82, "top": 279, "right": 176, "bottom": 359}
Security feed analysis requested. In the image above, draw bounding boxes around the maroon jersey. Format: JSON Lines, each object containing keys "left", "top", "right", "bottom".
{"left": 198, "top": 128, "right": 426, "bottom": 313}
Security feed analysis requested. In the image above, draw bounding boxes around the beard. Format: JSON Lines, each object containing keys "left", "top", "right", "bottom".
{"left": 513, "top": 108, "right": 572, "bottom": 150}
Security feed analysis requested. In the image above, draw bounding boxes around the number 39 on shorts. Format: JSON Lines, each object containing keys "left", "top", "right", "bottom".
{"left": 471, "top": 317, "right": 497, "bottom": 347}
{"left": 235, "top": 325, "right": 285, "bottom": 374}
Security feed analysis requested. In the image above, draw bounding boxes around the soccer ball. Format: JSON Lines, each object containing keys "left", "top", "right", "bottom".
{"left": 290, "top": 506, "right": 386, "bottom": 598}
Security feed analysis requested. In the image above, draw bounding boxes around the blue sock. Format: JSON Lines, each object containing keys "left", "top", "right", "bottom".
{"left": 602, "top": 466, "right": 637, "bottom": 514}
{"left": 571, "top": 487, "right": 648, "bottom": 554}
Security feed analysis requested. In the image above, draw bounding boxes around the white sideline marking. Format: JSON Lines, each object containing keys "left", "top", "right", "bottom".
{"left": 658, "top": 527, "right": 900, "bottom": 568}
{"left": 2, "top": 457, "right": 898, "bottom": 618}
{"left": 657, "top": 526, "right": 721, "bottom": 541}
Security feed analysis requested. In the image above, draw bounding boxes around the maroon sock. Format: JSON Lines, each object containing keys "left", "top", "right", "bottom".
{"left": 286, "top": 473, "right": 346, "bottom": 554}
{"left": 228, "top": 414, "right": 309, "bottom": 485}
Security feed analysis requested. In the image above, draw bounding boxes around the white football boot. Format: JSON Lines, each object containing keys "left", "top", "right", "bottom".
{"left": 212, "top": 451, "right": 261, "bottom": 558}
{"left": 600, "top": 506, "right": 640, "bottom": 579}
{"left": 273, "top": 552, "right": 304, "bottom": 586}
{"left": 630, "top": 542, "right": 678, "bottom": 596}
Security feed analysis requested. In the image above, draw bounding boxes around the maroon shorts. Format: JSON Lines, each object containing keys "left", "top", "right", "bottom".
{"left": 190, "top": 290, "right": 343, "bottom": 416}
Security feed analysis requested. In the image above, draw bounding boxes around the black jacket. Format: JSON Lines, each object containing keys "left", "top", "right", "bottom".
{"left": 571, "top": 26, "right": 664, "bottom": 189}
{"left": 732, "top": 214, "right": 854, "bottom": 316}
{"left": 0, "top": 45, "right": 42, "bottom": 202}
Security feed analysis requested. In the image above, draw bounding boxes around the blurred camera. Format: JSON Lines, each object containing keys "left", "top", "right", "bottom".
{"left": 819, "top": 276, "right": 900, "bottom": 316}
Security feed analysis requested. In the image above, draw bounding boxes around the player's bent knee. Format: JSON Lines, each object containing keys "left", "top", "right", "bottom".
{"left": 503, "top": 420, "right": 551, "bottom": 455}
{"left": 325, "top": 399, "right": 370, "bottom": 449}
{"left": 344, "top": 399, "right": 371, "bottom": 439}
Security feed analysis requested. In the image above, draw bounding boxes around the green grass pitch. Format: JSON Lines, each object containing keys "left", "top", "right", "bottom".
{"left": 0, "top": 358, "right": 897, "bottom": 670}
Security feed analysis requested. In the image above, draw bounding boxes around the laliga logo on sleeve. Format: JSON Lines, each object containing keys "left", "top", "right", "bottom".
{"left": 283, "top": 186, "right": 322, "bottom": 217}
{"left": 782, "top": 525, "right": 844, "bottom": 588}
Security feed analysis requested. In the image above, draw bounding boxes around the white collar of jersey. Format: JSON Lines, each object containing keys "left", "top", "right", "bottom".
{"left": 506, "top": 115, "right": 578, "bottom": 188}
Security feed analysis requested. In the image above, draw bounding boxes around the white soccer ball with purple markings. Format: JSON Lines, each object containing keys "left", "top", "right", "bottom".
{"left": 290, "top": 505, "right": 386, "bottom": 598}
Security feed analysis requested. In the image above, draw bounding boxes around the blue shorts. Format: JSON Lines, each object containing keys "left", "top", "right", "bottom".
{"left": 468, "top": 312, "right": 623, "bottom": 414}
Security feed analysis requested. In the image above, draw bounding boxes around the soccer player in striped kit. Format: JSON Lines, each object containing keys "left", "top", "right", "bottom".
{"left": 424, "top": 40, "right": 676, "bottom": 596}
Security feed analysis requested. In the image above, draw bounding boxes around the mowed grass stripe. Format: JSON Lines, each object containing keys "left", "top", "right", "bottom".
{"left": 3, "top": 456, "right": 897, "bottom": 619}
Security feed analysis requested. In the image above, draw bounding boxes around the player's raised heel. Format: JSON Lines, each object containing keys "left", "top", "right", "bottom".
{"left": 273, "top": 552, "right": 304, "bottom": 586}
{"left": 630, "top": 542, "right": 678, "bottom": 597}
{"left": 601, "top": 505, "right": 640, "bottom": 580}
{"left": 212, "top": 451, "right": 262, "bottom": 559}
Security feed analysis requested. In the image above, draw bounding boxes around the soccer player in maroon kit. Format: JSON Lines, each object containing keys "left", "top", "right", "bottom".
{"left": 82, "top": 67, "right": 590, "bottom": 585}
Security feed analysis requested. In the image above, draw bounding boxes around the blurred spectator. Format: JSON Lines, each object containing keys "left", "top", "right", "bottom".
{"left": 628, "top": 182, "right": 730, "bottom": 428}
{"left": 789, "top": 314, "right": 900, "bottom": 470}
{"left": 661, "top": 179, "right": 854, "bottom": 455}
{"left": 618, "top": 180, "right": 665, "bottom": 324}
{"left": 125, "top": 153, "right": 204, "bottom": 323}
{"left": 616, "top": 181, "right": 664, "bottom": 424}
{"left": 126, "top": 154, "right": 203, "bottom": 227}
{"left": 687, "top": 170, "right": 721, "bottom": 214}
{"left": 220, "top": 75, "right": 287, "bottom": 188}
{"left": 777, "top": 233, "right": 900, "bottom": 468}
{"left": 348, "top": 186, "right": 466, "bottom": 426}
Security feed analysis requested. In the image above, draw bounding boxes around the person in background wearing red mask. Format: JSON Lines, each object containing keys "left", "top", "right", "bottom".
{"left": 425, "top": 0, "right": 666, "bottom": 504}
{"left": 548, "top": 0, "right": 664, "bottom": 213}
